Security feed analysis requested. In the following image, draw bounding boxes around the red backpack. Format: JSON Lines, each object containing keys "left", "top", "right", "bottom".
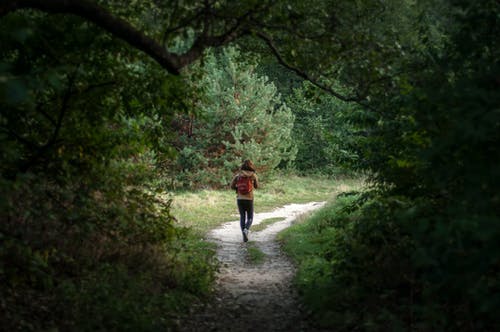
{"left": 237, "top": 175, "right": 253, "bottom": 195}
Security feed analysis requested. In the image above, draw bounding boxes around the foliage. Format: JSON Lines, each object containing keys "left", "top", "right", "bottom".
{"left": 0, "top": 10, "right": 215, "bottom": 331}
{"left": 49, "top": 231, "right": 216, "bottom": 332}
{"left": 357, "top": 2, "right": 500, "bottom": 328}
{"left": 280, "top": 194, "right": 413, "bottom": 330}
{"left": 2, "top": 0, "right": 499, "bottom": 330}
{"left": 281, "top": 1, "right": 500, "bottom": 330}
{"left": 285, "top": 83, "right": 363, "bottom": 175}
{"left": 397, "top": 1, "right": 499, "bottom": 329}
{"left": 171, "top": 47, "right": 296, "bottom": 188}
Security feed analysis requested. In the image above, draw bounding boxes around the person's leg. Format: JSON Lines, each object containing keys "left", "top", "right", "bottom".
{"left": 240, "top": 200, "right": 252, "bottom": 242}
{"left": 245, "top": 200, "right": 254, "bottom": 230}
{"left": 237, "top": 199, "right": 246, "bottom": 231}
{"left": 238, "top": 200, "right": 249, "bottom": 242}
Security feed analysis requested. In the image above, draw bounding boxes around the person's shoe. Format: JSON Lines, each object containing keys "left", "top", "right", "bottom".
{"left": 242, "top": 228, "right": 248, "bottom": 242}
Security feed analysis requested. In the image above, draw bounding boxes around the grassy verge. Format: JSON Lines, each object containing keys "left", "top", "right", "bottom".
{"left": 251, "top": 217, "right": 286, "bottom": 232}
{"left": 277, "top": 193, "right": 363, "bottom": 328}
{"left": 170, "top": 175, "right": 363, "bottom": 234}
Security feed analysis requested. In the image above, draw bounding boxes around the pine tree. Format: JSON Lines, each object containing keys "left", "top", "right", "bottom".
{"left": 176, "top": 47, "right": 296, "bottom": 187}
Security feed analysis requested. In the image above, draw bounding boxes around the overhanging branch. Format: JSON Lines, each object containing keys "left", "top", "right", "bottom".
{"left": 0, "top": 0, "right": 182, "bottom": 74}
{"left": 0, "top": 0, "right": 372, "bottom": 105}
{"left": 253, "top": 30, "right": 364, "bottom": 103}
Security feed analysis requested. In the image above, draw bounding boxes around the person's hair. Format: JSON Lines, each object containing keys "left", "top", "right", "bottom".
{"left": 241, "top": 159, "right": 256, "bottom": 172}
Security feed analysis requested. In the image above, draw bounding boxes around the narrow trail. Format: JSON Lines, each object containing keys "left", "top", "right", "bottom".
{"left": 179, "top": 201, "right": 327, "bottom": 332}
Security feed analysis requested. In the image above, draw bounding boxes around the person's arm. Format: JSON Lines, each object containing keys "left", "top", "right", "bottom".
{"left": 253, "top": 174, "right": 259, "bottom": 189}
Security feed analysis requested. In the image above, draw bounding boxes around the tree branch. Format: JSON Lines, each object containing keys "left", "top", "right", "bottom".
{"left": 0, "top": 0, "right": 182, "bottom": 74}
{"left": 176, "top": 19, "right": 248, "bottom": 68}
{"left": 172, "top": 2, "right": 267, "bottom": 68}
{"left": 253, "top": 30, "right": 364, "bottom": 103}
{"left": 0, "top": 0, "right": 372, "bottom": 105}
{"left": 162, "top": 7, "right": 205, "bottom": 40}
{"left": 0, "top": 0, "right": 249, "bottom": 73}
{"left": 48, "top": 70, "right": 76, "bottom": 147}
{"left": 35, "top": 102, "right": 57, "bottom": 127}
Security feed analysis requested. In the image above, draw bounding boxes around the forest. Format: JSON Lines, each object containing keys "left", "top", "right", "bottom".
{"left": 1, "top": 0, "right": 499, "bottom": 331}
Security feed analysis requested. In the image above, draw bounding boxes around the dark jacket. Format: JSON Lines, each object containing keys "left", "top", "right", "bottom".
{"left": 230, "top": 170, "right": 258, "bottom": 200}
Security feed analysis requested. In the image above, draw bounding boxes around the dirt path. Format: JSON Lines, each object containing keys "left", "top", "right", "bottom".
{"left": 179, "top": 201, "right": 327, "bottom": 332}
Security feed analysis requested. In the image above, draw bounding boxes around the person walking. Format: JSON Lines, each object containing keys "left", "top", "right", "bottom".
{"left": 230, "top": 160, "right": 259, "bottom": 242}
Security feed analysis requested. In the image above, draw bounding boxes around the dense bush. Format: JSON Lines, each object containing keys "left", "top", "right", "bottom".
{"left": 359, "top": 2, "right": 500, "bottom": 329}
{"left": 0, "top": 11, "right": 216, "bottom": 330}
{"left": 282, "top": 1, "right": 500, "bottom": 330}
{"left": 281, "top": 195, "right": 412, "bottom": 330}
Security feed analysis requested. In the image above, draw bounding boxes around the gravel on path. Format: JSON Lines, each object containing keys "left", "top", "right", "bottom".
{"left": 178, "top": 202, "right": 328, "bottom": 332}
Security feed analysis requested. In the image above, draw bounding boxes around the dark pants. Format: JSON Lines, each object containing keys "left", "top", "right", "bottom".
{"left": 237, "top": 199, "right": 254, "bottom": 231}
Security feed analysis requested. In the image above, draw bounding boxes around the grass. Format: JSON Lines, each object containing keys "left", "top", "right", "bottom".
{"left": 277, "top": 194, "right": 363, "bottom": 328}
{"left": 245, "top": 242, "right": 266, "bottom": 264}
{"left": 251, "top": 217, "right": 286, "bottom": 232}
{"left": 164, "top": 174, "right": 364, "bottom": 328}
{"left": 170, "top": 174, "right": 364, "bottom": 234}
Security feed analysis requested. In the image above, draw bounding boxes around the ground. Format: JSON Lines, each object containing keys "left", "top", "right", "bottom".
{"left": 179, "top": 202, "right": 328, "bottom": 332}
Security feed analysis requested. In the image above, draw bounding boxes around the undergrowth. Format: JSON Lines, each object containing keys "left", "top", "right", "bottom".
{"left": 280, "top": 189, "right": 500, "bottom": 331}
{"left": 279, "top": 193, "right": 413, "bottom": 330}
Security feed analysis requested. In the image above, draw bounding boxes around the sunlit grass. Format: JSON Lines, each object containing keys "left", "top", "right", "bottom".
{"left": 251, "top": 217, "right": 286, "bottom": 232}
{"left": 277, "top": 194, "right": 363, "bottom": 328}
{"left": 170, "top": 174, "right": 364, "bottom": 234}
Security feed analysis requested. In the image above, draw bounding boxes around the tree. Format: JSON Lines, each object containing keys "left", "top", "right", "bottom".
{"left": 286, "top": 83, "right": 362, "bottom": 175}
{"left": 0, "top": 0, "right": 423, "bottom": 104}
{"left": 0, "top": 8, "right": 211, "bottom": 331}
{"left": 292, "top": 1, "right": 500, "bottom": 330}
{"left": 174, "top": 47, "right": 295, "bottom": 187}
